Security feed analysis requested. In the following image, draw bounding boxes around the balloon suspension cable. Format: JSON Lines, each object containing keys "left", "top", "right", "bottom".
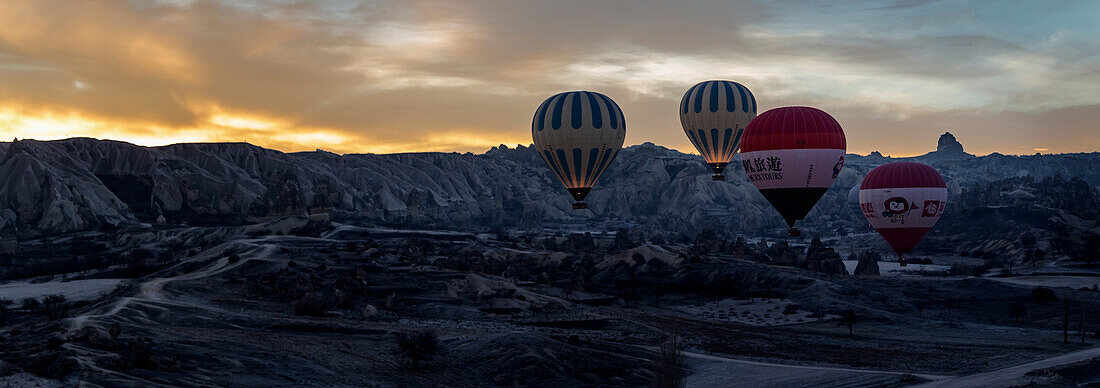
{"left": 572, "top": 202, "right": 588, "bottom": 210}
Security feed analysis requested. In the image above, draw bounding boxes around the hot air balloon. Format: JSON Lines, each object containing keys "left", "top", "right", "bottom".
{"left": 679, "top": 80, "right": 756, "bottom": 180}
{"left": 741, "top": 106, "right": 846, "bottom": 237}
{"left": 858, "top": 162, "right": 947, "bottom": 266}
{"left": 847, "top": 183, "right": 863, "bottom": 217}
{"left": 532, "top": 91, "right": 626, "bottom": 209}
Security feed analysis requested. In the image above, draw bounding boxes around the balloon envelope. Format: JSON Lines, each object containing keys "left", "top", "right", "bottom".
{"left": 741, "top": 106, "right": 846, "bottom": 235}
{"left": 532, "top": 91, "right": 626, "bottom": 209}
{"left": 847, "top": 182, "right": 863, "bottom": 216}
{"left": 858, "top": 162, "right": 947, "bottom": 258}
{"left": 679, "top": 80, "right": 756, "bottom": 180}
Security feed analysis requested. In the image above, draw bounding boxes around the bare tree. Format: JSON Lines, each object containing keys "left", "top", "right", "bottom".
{"left": 1081, "top": 302, "right": 1088, "bottom": 344}
{"left": 1009, "top": 303, "right": 1027, "bottom": 323}
{"left": 43, "top": 294, "right": 67, "bottom": 320}
{"left": 1063, "top": 299, "right": 1071, "bottom": 345}
{"left": 650, "top": 334, "right": 686, "bottom": 388}
{"left": 839, "top": 310, "right": 858, "bottom": 337}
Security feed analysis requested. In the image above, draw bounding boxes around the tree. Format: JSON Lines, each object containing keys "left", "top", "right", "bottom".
{"left": 1063, "top": 299, "right": 1071, "bottom": 344}
{"left": 1009, "top": 303, "right": 1027, "bottom": 323}
{"left": 21, "top": 297, "right": 40, "bottom": 311}
{"left": 395, "top": 329, "right": 440, "bottom": 369}
{"left": 0, "top": 298, "right": 12, "bottom": 325}
{"left": 649, "top": 334, "right": 686, "bottom": 388}
{"left": 1022, "top": 234, "right": 1037, "bottom": 251}
{"left": 839, "top": 310, "right": 858, "bottom": 337}
{"left": 43, "top": 294, "right": 67, "bottom": 320}
{"left": 1083, "top": 234, "right": 1099, "bottom": 267}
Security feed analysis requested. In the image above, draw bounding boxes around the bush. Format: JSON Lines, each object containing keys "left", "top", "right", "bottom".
{"left": 395, "top": 330, "right": 440, "bottom": 369}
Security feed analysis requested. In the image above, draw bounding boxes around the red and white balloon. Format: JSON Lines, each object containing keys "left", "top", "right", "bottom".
{"left": 741, "top": 106, "right": 846, "bottom": 236}
{"left": 858, "top": 162, "right": 947, "bottom": 264}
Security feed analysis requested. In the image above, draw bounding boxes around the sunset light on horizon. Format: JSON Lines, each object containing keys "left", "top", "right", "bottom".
{"left": 2, "top": 0, "right": 1099, "bottom": 156}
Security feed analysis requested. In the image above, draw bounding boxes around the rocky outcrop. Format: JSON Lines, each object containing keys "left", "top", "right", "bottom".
{"left": 804, "top": 238, "right": 849, "bottom": 275}
{"left": 3, "top": 134, "right": 1100, "bottom": 237}
{"left": 936, "top": 132, "right": 966, "bottom": 155}
{"left": 853, "top": 252, "right": 881, "bottom": 276}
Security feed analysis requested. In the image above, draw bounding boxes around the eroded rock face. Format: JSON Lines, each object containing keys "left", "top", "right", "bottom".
{"left": 3, "top": 135, "right": 1100, "bottom": 238}
{"left": 937, "top": 132, "right": 966, "bottom": 155}
{"left": 854, "top": 254, "right": 881, "bottom": 276}
{"left": 804, "top": 238, "right": 849, "bottom": 276}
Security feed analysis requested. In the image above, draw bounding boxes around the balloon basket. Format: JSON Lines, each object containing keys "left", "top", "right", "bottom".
{"left": 572, "top": 202, "right": 588, "bottom": 210}
{"left": 711, "top": 174, "right": 725, "bottom": 181}
{"left": 899, "top": 257, "right": 907, "bottom": 267}
{"left": 787, "top": 228, "right": 800, "bottom": 237}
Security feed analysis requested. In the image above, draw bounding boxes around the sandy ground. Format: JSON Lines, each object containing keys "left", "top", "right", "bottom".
{"left": 0, "top": 278, "right": 121, "bottom": 304}
{"left": 672, "top": 298, "right": 834, "bottom": 327}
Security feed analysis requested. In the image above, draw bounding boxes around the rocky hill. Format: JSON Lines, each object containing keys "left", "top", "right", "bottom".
{"left": 2, "top": 134, "right": 1099, "bottom": 240}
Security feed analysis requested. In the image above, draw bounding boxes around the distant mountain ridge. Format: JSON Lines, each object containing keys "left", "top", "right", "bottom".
{"left": 2, "top": 133, "right": 1099, "bottom": 238}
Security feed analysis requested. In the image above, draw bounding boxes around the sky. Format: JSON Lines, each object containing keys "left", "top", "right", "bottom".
{"left": 0, "top": 0, "right": 1098, "bottom": 157}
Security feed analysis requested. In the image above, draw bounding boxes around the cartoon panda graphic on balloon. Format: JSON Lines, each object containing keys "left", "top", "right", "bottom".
{"left": 882, "top": 197, "right": 916, "bottom": 224}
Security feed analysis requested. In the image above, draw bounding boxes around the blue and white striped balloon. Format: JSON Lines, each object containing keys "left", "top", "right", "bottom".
{"left": 532, "top": 91, "right": 626, "bottom": 209}
{"left": 679, "top": 80, "right": 757, "bottom": 180}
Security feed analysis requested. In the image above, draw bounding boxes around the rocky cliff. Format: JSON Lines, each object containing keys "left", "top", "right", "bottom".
{"left": 2, "top": 133, "right": 1099, "bottom": 238}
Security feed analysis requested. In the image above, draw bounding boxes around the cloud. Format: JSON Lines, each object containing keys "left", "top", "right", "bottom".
{"left": 0, "top": 0, "right": 1098, "bottom": 155}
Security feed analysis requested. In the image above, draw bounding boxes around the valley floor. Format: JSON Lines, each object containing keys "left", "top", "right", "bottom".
{"left": 1, "top": 221, "right": 1099, "bottom": 387}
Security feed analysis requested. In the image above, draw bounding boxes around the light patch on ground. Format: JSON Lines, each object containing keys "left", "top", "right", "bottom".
{"left": 673, "top": 298, "right": 832, "bottom": 327}
{"left": 0, "top": 372, "right": 61, "bottom": 387}
{"left": 0, "top": 278, "right": 121, "bottom": 304}
{"left": 842, "top": 260, "right": 951, "bottom": 276}
{"left": 989, "top": 276, "right": 1100, "bottom": 290}
{"left": 684, "top": 350, "right": 934, "bottom": 387}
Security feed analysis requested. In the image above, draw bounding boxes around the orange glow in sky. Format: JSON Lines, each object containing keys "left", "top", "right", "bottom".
{"left": 1, "top": 1, "right": 1098, "bottom": 156}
